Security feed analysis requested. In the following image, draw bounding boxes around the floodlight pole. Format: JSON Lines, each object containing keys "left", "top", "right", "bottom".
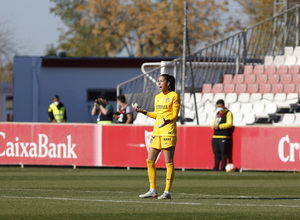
{"left": 181, "top": 1, "right": 188, "bottom": 125}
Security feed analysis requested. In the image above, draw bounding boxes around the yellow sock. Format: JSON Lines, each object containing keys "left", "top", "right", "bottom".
{"left": 147, "top": 159, "right": 156, "bottom": 190}
{"left": 165, "top": 162, "right": 175, "bottom": 192}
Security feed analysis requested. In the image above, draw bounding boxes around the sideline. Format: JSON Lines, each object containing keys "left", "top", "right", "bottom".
{"left": 1, "top": 195, "right": 300, "bottom": 208}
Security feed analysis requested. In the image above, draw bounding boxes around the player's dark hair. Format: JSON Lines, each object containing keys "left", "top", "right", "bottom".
{"left": 161, "top": 74, "right": 175, "bottom": 91}
{"left": 53, "top": 95, "right": 60, "bottom": 100}
{"left": 116, "top": 95, "right": 126, "bottom": 103}
{"left": 216, "top": 99, "right": 225, "bottom": 106}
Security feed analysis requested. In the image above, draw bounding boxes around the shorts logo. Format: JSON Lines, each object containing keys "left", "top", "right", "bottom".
{"left": 150, "top": 136, "right": 156, "bottom": 143}
{"left": 166, "top": 98, "right": 170, "bottom": 102}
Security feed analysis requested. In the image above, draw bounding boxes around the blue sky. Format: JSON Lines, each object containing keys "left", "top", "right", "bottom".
{"left": 0, "top": 0, "right": 63, "bottom": 56}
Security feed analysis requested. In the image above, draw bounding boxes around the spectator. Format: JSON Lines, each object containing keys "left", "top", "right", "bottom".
{"left": 91, "top": 95, "right": 114, "bottom": 124}
{"left": 113, "top": 95, "right": 133, "bottom": 124}
{"left": 211, "top": 99, "right": 233, "bottom": 171}
{"left": 48, "top": 95, "right": 67, "bottom": 123}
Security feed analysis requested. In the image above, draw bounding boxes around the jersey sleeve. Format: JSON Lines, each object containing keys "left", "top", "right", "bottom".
{"left": 219, "top": 111, "right": 233, "bottom": 130}
{"left": 168, "top": 93, "right": 181, "bottom": 121}
{"left": 146, "top": 95, "right": 158, "bottom": 119}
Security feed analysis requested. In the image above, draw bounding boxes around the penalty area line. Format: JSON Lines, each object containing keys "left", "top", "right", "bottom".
{"left": 1, "top": 195, "right": 300, "bottom": 208}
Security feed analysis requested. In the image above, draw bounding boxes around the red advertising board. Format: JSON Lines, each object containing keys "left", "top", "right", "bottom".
{"left": 241, "top": 127, "right": 300, "bottom": 171}
{"left": 0, "top": 123, "right": 102, "bottom": 166}
{"left": 0, "top": 123, "right": 241, "bottom": 170}
{"left": 3, "top": 123, "right": 299, "bottom": 171}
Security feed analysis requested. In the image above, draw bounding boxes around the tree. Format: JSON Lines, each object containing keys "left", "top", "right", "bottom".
{"left": 235, "top": 0, "right": 298, "bottom": 26}
{"left": 0, "top": 21, "right": 19, "bottom": 83}
{"left": 0, "top": 62, "right": 13, "bottom": 83}
{"left": 0, "top": 22, "right": 18, "bottom": 66}
{"left": 51, "top": 0, "right": 239, "bottom": 57}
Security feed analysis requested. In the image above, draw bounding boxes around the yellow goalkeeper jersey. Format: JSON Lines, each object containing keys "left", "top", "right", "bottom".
{"left": 146, "top": 91, "right": 181, "bottom": 136}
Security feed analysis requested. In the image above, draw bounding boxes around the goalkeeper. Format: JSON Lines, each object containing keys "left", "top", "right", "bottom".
{"left": 132, "top": 74, "right": 181, "bottom": 199}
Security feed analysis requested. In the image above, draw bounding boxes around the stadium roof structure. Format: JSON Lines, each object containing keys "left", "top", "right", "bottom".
{"left": 41, "top": 56, "right": 178, "bottom": 68}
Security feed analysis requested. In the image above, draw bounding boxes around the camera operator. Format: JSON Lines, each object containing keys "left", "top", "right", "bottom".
{"left": 113, "top": 95, "right": 133, "bottom": 124}
{"left": 91, "top": 95, "right": 114, "bottom": 124}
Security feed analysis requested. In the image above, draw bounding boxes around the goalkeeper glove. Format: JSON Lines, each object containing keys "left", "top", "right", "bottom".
{"left": 132, "top": 103, "right": 147, "bottom": 115}
{"left": 157, "top": 118, "right": 171, "bottom": 128}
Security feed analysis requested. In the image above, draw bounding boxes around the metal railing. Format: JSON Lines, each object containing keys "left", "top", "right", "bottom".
{"left": 117, "top": 5, "right": 300, "bottom": 122}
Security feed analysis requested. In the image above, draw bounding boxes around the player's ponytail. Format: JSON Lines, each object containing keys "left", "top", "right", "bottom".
{"left": 161, "top": 74, "right": 175, "bottom": 91}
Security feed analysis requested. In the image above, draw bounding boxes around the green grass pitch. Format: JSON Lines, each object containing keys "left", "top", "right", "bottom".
{"left": 0, "top": 167, "right": 299, "bottom": 219}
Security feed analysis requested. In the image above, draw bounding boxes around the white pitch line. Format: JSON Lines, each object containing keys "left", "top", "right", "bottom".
{"left": 1, "top": 188, "right": 300, "bottom": 201}
{"left": 1, "top": 195, "right": 300, "bottom": 208}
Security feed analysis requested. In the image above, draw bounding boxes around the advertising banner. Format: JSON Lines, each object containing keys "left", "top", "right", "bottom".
{"left": 0, "top": 123, "right": 102, "bottom": 166}
{"left": 241, "top": 127, "right": 300, "bottom": 171}
{"left": 0, "top": 123, "right": 243, "bottom": 170}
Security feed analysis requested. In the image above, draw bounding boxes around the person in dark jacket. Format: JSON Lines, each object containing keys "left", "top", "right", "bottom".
{"left": 211, "top": 99, "right": 233, "bottom": 171}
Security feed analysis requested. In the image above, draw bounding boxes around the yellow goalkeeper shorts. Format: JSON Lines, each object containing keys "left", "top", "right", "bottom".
{"left": 149, "top": 136, "right": 177, "bottom": 150}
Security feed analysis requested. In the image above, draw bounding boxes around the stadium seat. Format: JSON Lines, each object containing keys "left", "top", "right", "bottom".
{"left": 207, "top": 112, "right": 217, "bottom": 125}
{"left": 250, "top": 93, "right": 262, "bottom": 103}
{"left": 296, "top": 84, "right": 300, "bottom": 94}
{"left": 211, "top": 83, "right": 223, "bottom": 93}
{"left": 280, "top": 74, "right": 292, "bottom": 84}
{"left": 288, "top": 65, "right": 300, "bottom": 74}
{"left": 293, "top": 46, "right": 300, "bottom": 56}
{"left": 276, "top": 92, "right": 297, "bottom": 108}
{"left": 233, "top": 112, "right": 244, "bottom": 126}
{"left": 224, "top": 84, "right": 235, "bottom": 93}
{"left": 276, "top": 65, "right": 288, "bottom": 75}
{"left": 238, "top": 93, "right": 250, "bottom": 103}
{"left": 243, "top": 65, "right": 253, "bottom": 75}
{"left": 213, "top": 93, "right": 226, "bottom": 103}
{"left": 264, "top": 56, "right": 273, "bottom": 67}
{"left": 185, "top": 107, "right": 196, "bottom": 119}
{"left": 274, "top": 93, "right": 286, "bottom": 103}
{"left": 232, "top": 74, "right": 244, "bottom": 84}
{"left": 284, "top": 56, "right": 297, "bottom": 67}
{"left": 268, "top": 74, "right": 279, "bottom": 84}
{"left": 257, "top": 74, "right": 268, "bottom": 84}
{"left": 262, "top": 93, "right": 274, "bottom": 103}
{"left": 252, "top": 103, "right": 265, "bottom": 117}
{"left": 273, "top": 114, "right": 295, "bottom": 126}
{"left": 229, "top": 102, "right": 241, "bottom": 114}
{"left": 259, "top": 84, "right": 271, "bottom": 93}
{"left": 223, "top": 74, "right": 233, "bottom": 84}
{"left": 184, "top": 93, "right": 193, "bottom": 109}
{"left": 204, "top": 101, "right": 216, "bottom": 113}
{"left": 235, "top": 84, "right": 247, "bottom": 94}
{"left": 283, "top": 84, "right": 296, "bottom": 93}
{"left": 201, "top": 93, "right": 214, "bottom": 105}
{"left": 195, "top": 93, "right": 202, "bottom": 103}
{"left": 293, "top": 74, "right": 300, "bottom": 84}
{"left": 225, "top": 93, "right": 238, "bottom": 104}
{"left": 273, "top": 55, "right": 285, "bottom": 68}
{"left": 134, "top": 113, "right": 149, "bottom": 125}
{"left": 253, "top": 65, "right": 265, "bottom": 74}
{"left": 240, "top": 103, "right": 253, "bottom": 114}
{"left": 271, "top": 84, "right": 283, "bottom": 93}
{"left": 264, "top": 65, "right": 276, "bottom": 75}
{"left": 244, "top": 74, "right": 256, "bottom": 84}
{"left": 284, "top": 46, "right": 294, "bottom": 56}
{"left": 286, "top": 93, "right": 299, "bottom": 105}
{"left": 202, "top": 84, "right": 212, "bottom": 93}
{"left": 243, "top": 113, "right": 255, "bottom": 125}
{"left": 247, "top": 84, "right": 259, "bottom": 93}
{"left": 197, "top": 112, "right": 208, "bottom": 125}
{"left": 295, "top": 113, "right": 300, "bottom": 125}
{"left": 265, "top": 103, "right": 277, "bottom": 115}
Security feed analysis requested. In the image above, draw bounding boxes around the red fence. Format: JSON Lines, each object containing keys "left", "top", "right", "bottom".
{"left": 0, "top": 123, "right": 299, "bottom": 171}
